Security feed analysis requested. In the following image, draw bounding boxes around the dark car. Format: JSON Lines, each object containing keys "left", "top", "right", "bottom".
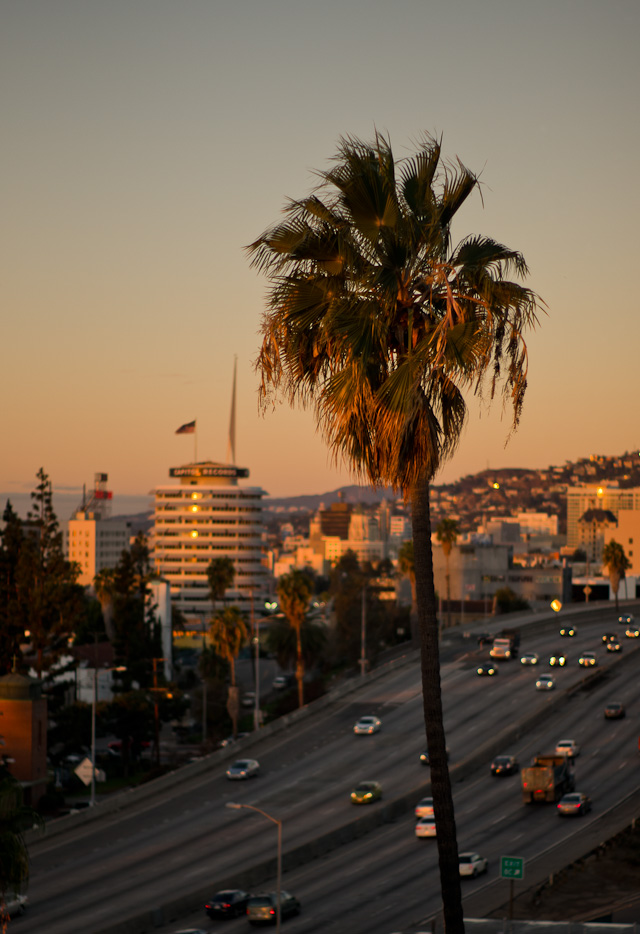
{"left": 559, "top": 627, "right": 577, "bottom": 637}
{"left": 606, "top": 641, "right": 622, "bottom": 653}
{"left": 476, "top": 662, "right": 498, "bottom": 676}
{"left": 205, "top": 889, "right": 250, "bottom": 919}
{"left": 602, "top": 632, "right": 617, "bottom": 643}
{"left": 604, "top": 702, "right": 626, "bottom": 719}
{"left": 476, "top": 632, "right": 493, "bottom": 647}
{"left": 246, "top": 891, "right": 300, "bottom": 924}
{"left": 557, "top": 792, "right": 592, "bottom": 816}
{"left": 420, "top": 747, "right": 449, "bottom": 766}
{"left": 491, "top": 755, "right": 519, "bottom": 776}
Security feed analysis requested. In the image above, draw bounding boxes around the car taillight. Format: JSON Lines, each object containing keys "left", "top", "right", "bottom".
{"left": 270, "top": 908, "right": 276, "bottom": 915}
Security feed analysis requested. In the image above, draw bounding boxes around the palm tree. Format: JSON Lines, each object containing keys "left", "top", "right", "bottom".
{"left": 602, "top": 540, "right": 631, "bottom": 609}
{"left": 0, "top": 767, "right": 43, "bottom": 926}
{"left": 397, "top": 539, "right": 418, "bottom": 646}
{"left": 93, "top": 567, "right": 116, "bottom": 641}
{"left": 275, "top": 571, "right": 313, "bottom": 708}
{"left": 206, "top": 556, "right": 236, "bottom": 609}
{"left": 208, "top": 606, "right": 248, "bottom": 738}
{"left": 249, "top": 132, "right": 540, "bottom": 934}
{"left": 436, "top": 519, "right": 459, "bottom": 629}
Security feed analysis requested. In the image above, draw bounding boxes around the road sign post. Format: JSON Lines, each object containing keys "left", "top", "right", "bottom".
{"left": 501, "top": 856, "right": 525, "bottom": 919}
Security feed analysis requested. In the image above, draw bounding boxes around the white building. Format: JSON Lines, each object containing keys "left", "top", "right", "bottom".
{"left": 152, "top": 461, "right": 269, "bottom": 622}
{"left": 65, "top": 473, "right": 132, "bottom": 586}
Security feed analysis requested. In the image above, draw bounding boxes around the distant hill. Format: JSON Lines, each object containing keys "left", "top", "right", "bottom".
{"left": 264, "top": 484, "right": 395, "bottom": 512}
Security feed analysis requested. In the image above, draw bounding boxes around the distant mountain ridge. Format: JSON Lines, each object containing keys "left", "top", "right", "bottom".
{"left": 264, "top": 485, "right": 394, "bottom": 511}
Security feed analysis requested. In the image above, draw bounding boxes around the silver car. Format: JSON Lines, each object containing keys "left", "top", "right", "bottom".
{"left": 225, "top": 758, "right": 260, "bottom": 780}
{"left": 353, "top": 715, "right": 381, "bottom": 735}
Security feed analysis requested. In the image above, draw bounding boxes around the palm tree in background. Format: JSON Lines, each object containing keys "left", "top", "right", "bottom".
{"left": 93, "top": 567, "right": 117, "bottom": 641}
{"left": 206, "top": 556, "right": 236, "bottom": 608}
{"left": 436, "top": 518, "right": 459, "bottom": 629}
{"left": 276, "top": 571, "right": 313, "bottom": 708}
{"left": 208, "top": 606, "right": 248, "bottom": 739}
{"left": 602, "top": 540, "right": 631, "bottom": 609}
{"left": 249, "top": 132, "right": 541, "bottom": 933}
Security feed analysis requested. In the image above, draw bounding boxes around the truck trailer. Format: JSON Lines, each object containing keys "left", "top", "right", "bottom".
{"left": 521, "top": 753, "right": 575, "bottom": 803}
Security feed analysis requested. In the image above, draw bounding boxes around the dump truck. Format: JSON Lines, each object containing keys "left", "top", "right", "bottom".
{"left": 489, "top": 628, "right": 521, "bottom": 660}
{"left": 521, "top": 754, "right": 575, "bottom": 803}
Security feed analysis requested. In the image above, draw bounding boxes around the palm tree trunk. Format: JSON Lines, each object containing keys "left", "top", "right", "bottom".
{"left": 411, "top": 479, "right": 464, "bottom": 934}
{"left": 445, "top": 565, "right": 452, "bottom": 630}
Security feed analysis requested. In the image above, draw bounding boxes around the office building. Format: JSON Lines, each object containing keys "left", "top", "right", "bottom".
{"left": 152, "top": 461, "right": 268, "bottom": 621}
{"left": 65, "top": 473, "right": 132, "bottom": 586}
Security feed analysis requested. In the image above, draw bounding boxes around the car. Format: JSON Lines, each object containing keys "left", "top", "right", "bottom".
{"left": 205, "top": 890, "right": 251, "bottom": 919}
{"left": 246, "top": 891, "right": 300, "bottom": 924}
{"left": 604, "top": 701, "right": 626, "bottom": 719}
{"left": 491, "top": 755, "right": 519, "bottom": 776}
{"left": 350, "top": 780, "right": 382, "bottom": 804}
{"left": 476, "top": 632, "right": 493, "bottom": 647}
{"left": 626, "top": 627, "right": 640, "bottom": 638}
{"left": 618, "top": 614, "right": 635, "bottom": 626}
{"left": 578, "top": 652, "right": 597, "bottom": 667}
{"left": 520, "top": 653, "right": 539, "bottom": 665}
{"left": 241, "top": 692, "right": 256, "bottom": 709}
{"left": 459, "top": 852, "right": 489, "bottom": 877}
{"left": 218, "top": 732, "right": 250, "bottom": 748}
{"left": 557, "top": 792, "right": 591, "bottom": 816}
{"left": 414, "top": 796, "right": 434, "bottom": 818}
{"left": 419, "top": 747, "right": 449, "bottom": 766}
{"left": 555, "top": 738, "right": 580, "bottom": 758}
{"left": 606, "top": 640, "right": 622, "bottom": 652}
{"left": 602, "top": 632, "right": 617, "bottom": 643}
{"left": 1, "top": 893, "right": 28, "bottom": 918}
{"left": 272, "top": 674, "right": 293, "bottom": 690}
{"left": 549, "top": 655, "right": 566, "bottom": 667}
{"left": 353, "top": 715, "right": 381, "bottom": 735}
{"left": 225, "top": 758, "right": 260, "bottom": 780}
{"left": 535, "top": 673, "right": 555, "bottom": 691}
{"left": 415, "top": 816, "right": 437, "bottom": 838}
{"left": 559, "top": 627, "right": 577, "bottom": 637}
{"left": 476, "top": 662, "right": 498, "bottom": 676}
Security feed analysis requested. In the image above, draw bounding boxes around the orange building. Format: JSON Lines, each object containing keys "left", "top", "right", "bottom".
{"left": 0, "top": 671, "right": 48, "bottom": 806}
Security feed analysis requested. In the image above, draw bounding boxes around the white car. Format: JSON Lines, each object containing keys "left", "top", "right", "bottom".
{"left": 354, "top": 716, "right": 381, "bottom": 735}
{"left": 520, "top": 653, "right": 539, "bottom": 665}
{"left": 459, "top": 852, "right": 488, "bottom": 877}
{"left": 535, "top": 673, "right": 555, "bottom": 691}
{"left": 225, "top": 758, "right": 260, "bottom": 780}
{"left": 555, "top": 739, "right": 580, "bottom": 758}
{"left": 415, "top": 816, "right": 437, "bottom": 838}
{"left": 414, "top": 796, "right": 434, "bottom": 819}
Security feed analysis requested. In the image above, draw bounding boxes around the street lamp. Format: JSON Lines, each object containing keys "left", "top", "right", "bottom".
{"left": 226, "top": 802, "right": 282, "bottom": 931}
{"left": 90, "top": 663, "right": 126, "bottom": 807}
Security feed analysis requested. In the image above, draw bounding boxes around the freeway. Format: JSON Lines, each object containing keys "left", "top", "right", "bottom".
{"left": 18, "top": 605, "right": 640, "bottom": 934}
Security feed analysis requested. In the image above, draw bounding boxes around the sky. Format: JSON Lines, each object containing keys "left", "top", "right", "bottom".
{"left": 3, "top": 0, "right": 639, "bottom": 509}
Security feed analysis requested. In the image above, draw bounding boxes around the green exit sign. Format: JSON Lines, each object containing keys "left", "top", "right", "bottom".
{"left": 501, "top": 856, "right": 525, "bottom": 879}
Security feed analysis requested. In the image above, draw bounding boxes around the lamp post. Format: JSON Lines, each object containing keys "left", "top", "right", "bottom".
{"left": 90, "top": 662, "right": 126, "bottom": 807}
{"left": 226, "top": 802, "right": 282, "bottom": 931}
{"left": 360, "top": 582, "right": 367, "bottom": 677}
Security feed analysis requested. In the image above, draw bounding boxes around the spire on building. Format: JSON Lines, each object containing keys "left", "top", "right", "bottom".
{"left": 226, "top": 355, "right": 237, "bottom": 465}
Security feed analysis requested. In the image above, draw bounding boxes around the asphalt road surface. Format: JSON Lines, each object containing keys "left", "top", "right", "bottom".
{"left": 17, "top": 605, "right": 640, "bottom": 934}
